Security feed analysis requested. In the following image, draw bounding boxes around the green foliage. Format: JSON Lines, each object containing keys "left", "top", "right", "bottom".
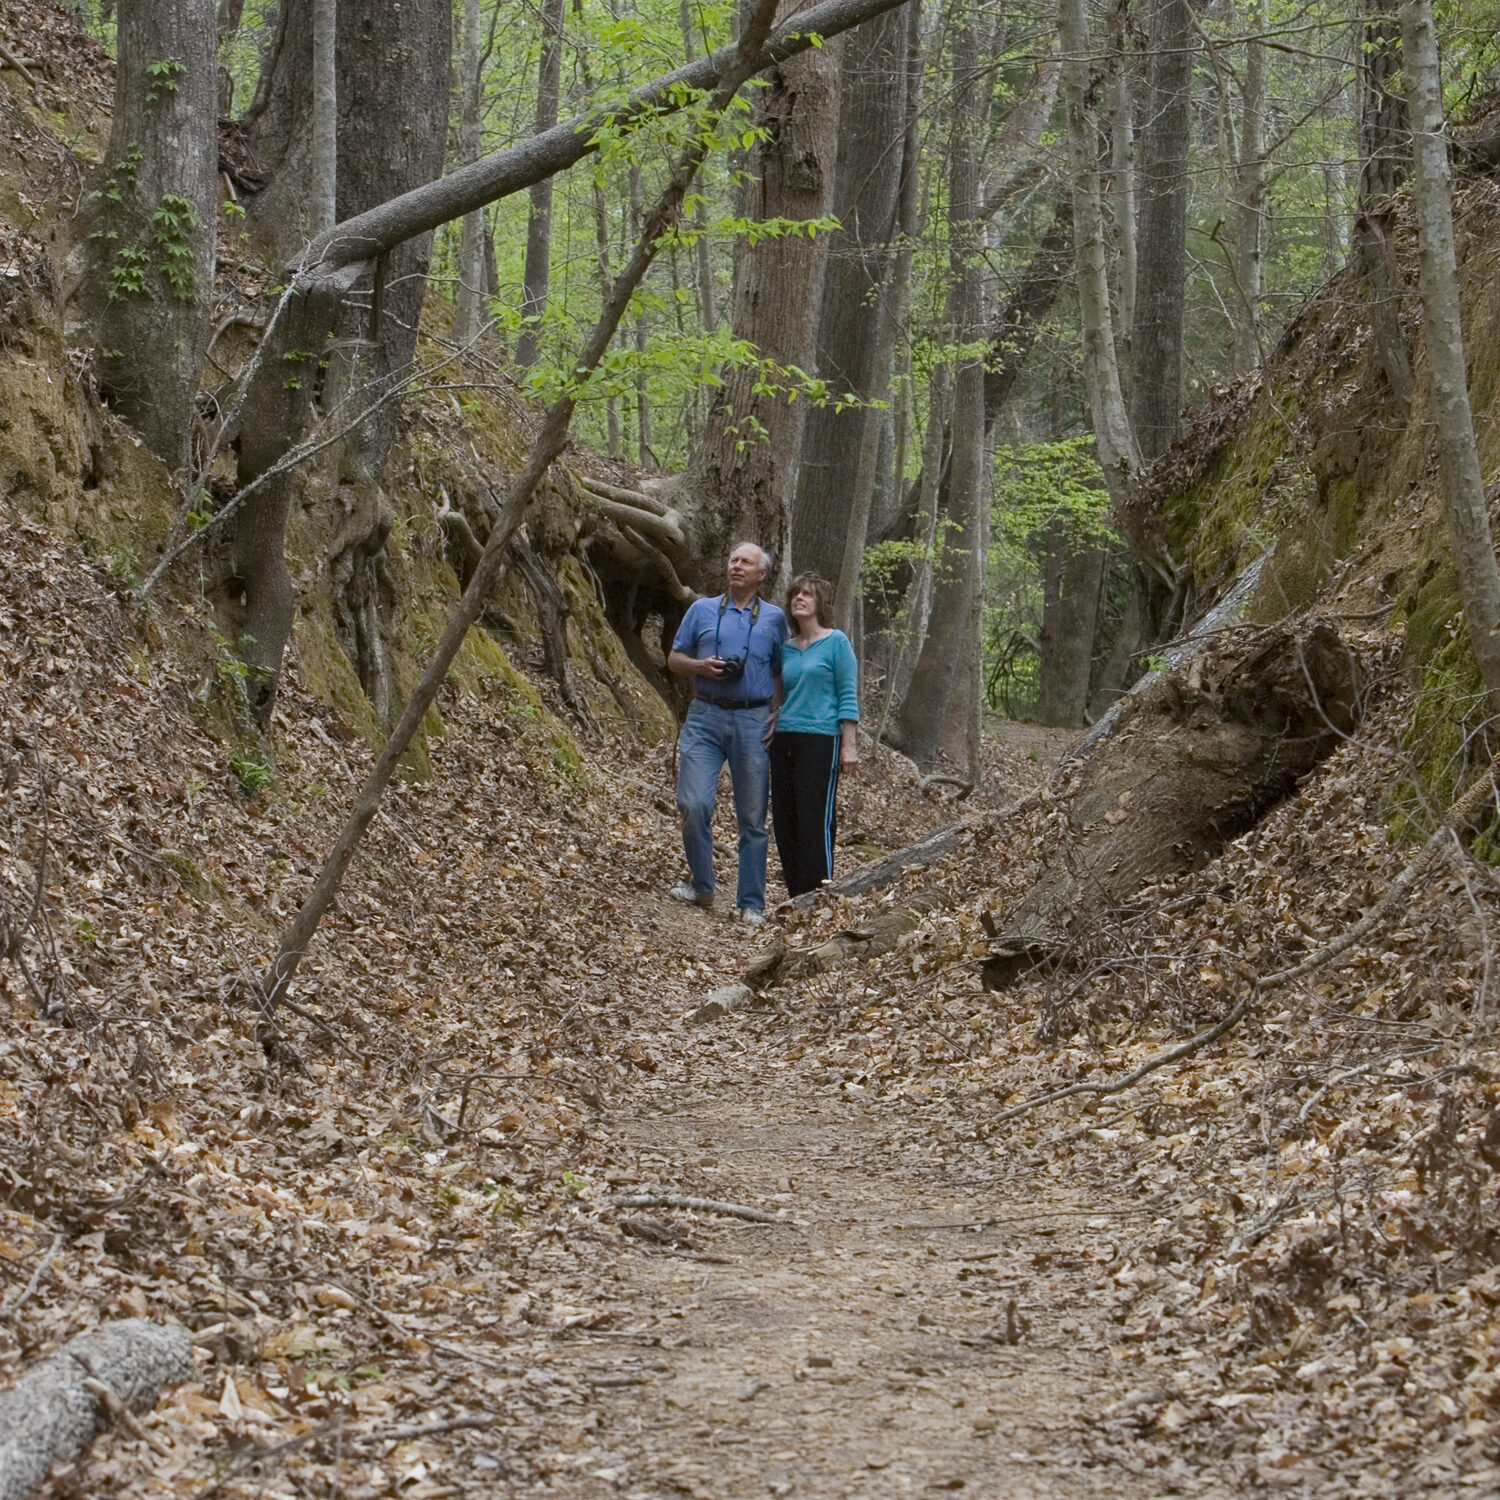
{"left": 991, "top": 437, "right": 1115, "bottom": 565}
{"left": 151, "top": 193, "right": 201, "bottom": 301}
{"left": 145, "top": 58, "right": 186, "bottom": 103}
{"left": 107, "top": 245, "right": 150, "bottom": 300}
{"left": 229, "top": 750, "right": 275, "bottom": 800}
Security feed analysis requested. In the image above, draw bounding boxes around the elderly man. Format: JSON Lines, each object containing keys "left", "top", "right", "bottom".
{"left": 666, "top": 542, "right": 787, "bottom": 925}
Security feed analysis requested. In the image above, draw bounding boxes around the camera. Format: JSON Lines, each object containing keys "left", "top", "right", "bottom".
{"left": 718, "top": 654, "right": 745, "bottom": 682}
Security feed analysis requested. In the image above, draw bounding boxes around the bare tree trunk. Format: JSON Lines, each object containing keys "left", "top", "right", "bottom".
{"left": 1230, "top": 0, "right": 1266, "bottom": 376}
{"left": 1130, "top": 0, "right": 1194, "bottom": 459}
{"left": 680, "top": 0, "right": 718, "bottom": 334}
{"left": 1400, "top": 0, "right": 1500, "bottom": 710}
{"left": 1035, "top": 520, "right": 1107, "bottom": 726}
{"left": 680, "top": 9, "right": 843, "bottom": 583}
{"left": 79, "top": 0, "right": 217, "bottom": 473}
{"left": 310, "top": 0, "right": 336, "bottom": 236}
{"left": 629, "top": 160, "right": 654, "bottom": 466}
{"left": 892, "top": 15, "right": 985, "bottom": 776}
{"left": 793, "top": 3, "right": 910, "bottom": 581}
{"left": 1354, "top": 0, "right": 1413, "bottom": 408}
{"left": 453, "top": 0, "right": 487, "bottom": 349}
{"left": 1058, "top": 0, "right": 1141, "bottom": 509}
{"left": 1107, "top": 2, "right": 1137, "bottom": 359}
{"left": 516, "top": 0, "right": 566, "bottom": 369}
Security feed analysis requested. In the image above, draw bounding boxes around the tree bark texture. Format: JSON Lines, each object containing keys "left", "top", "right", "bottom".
{"left": 891, "top": 20, "right": 985, "bottom": 775}
{"left": 1354, "top": 0, "right": 1413, "bottom": 407}
{"left": 793, "top": 3, "right": 910, "bottom": 581}
{"left": 1106, "top": 1, "right": 1137, "bottom": 361}
{"left": 1035, "top": 518, "right": 1106, "bottom": 727}
{"left": 453, "top": 0, "right": 487, "bottom": 349}
{"left": 1230, "top": 0, "right": 1266, "bottom": 376}
{"left": 515, "top": 0, "right": 566, "bottom": 369}
{"left": 1129, "top": 0, "right": 1194, "bottom": 460}
{"left": 0, "top": 1320, "right": 193, "bottom": 1500}
{"left": 82, "top": 0, "right": 217, "bottom": 472}
{"left": 983, "top": 622, "right": 1367, "bottom": 987}
{"left": 309, "top": 0, "right": 336, "bottom": 236}
{"left": 1058, "top": 0, "right": 1141, "bottom": 508}
{"left": 1400, "top": 0, "right": 1500, "bottom": 711}
{"left": 681, "top": 15, "right": 843, "bottom": 586}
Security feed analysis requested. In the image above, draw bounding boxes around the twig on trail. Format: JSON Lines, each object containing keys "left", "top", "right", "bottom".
{"left": 190, "top": 1422, "right": 338, "bottom": 1500}
{"left": 0, "top": 37, "right": 39, "bottom": 90}
{"left": 905, "top": 1205, "right": 1158, "bottom": 1231}
{"left": 609, "top": 1193, "right": 785, "bottom": 1225}
{"left": 326, "top": 1280, "right": 521, "bottom": 1375}
{"left": 2, "top": 1230, "right": 65, "bottom": 1321}
{"left": 81, "top": 1375, "right": 172, "bottom": 1456}
{"left": 993, "top": 995, "right": 1253, "bottom": 1124}
{"left": 1297, "top": 1045, "right": 1442, "bottom": 1123}
{"left": 352, "top": 1414, "right": 497, "bottom": 1445}
{"left": 993, "top": 752, "right": 1500, "bottom": 1126}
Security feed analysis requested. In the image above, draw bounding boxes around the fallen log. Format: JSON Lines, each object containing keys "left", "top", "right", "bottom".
{"left": 982, "top": 620, "right": 1369, "bottom": 988}
{"left": 0, "top": 1319, "right": 194, "bottom": 1500}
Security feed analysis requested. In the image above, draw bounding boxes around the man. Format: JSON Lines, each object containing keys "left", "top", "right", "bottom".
{"left": 666, "top": 542, "right": 787, "bottom": 925}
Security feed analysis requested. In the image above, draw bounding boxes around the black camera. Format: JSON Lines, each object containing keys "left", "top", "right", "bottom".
{"left": 718, "top": 654, "right": 745, "bottom": 681}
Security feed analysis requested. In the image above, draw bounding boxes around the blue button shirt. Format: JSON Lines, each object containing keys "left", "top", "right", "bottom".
{"left": 672, "top": 594, "right": 787, "bottom": 702}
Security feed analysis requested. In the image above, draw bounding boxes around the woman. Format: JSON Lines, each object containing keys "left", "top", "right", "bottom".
{"left": 770, "top": 573, "right": 859, "bottom": 899}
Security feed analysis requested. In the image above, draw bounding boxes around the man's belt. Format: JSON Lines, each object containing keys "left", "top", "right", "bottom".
{"left": 695, "top": 693, "right": 771, "bottom": 710}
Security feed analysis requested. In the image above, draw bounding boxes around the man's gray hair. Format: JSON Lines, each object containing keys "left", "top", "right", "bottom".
{"left": 730, "top": 541, "right": 772, "bottom": 578}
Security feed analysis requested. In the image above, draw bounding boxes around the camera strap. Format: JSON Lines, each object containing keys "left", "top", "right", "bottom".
{"left": 713, "top": 593, "right": 760, "bottom": 661}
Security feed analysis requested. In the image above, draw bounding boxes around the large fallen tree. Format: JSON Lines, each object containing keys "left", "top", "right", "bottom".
{"left": 981, "top": 619, "right": 1370, "bottom": 987}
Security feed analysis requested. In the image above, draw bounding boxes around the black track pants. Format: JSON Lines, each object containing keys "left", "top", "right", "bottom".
{"left": 769, "top": 731, "right": 841, "bottom": 899}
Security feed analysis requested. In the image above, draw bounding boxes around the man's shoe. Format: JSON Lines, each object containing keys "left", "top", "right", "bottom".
{"left": 737, "top": 907, "right": 766, "bottom": 927}
{"left": 668, "top": 883, "right": 713, "bottom": 909}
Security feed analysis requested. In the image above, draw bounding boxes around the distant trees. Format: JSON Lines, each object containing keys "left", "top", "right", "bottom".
{"left": 60, "top": 0, "right": 1500, "bottom": 757}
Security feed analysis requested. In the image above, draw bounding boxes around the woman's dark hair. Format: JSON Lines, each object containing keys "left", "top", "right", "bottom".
{"left": 786, "top": 572, "right": 834, "bottom": 634}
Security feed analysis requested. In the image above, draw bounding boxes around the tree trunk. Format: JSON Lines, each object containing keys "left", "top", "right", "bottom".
{"left": 229, "top": 0, "right": 450, "bottom": 722}
{"left": 680, "top": 10, "right": 843, "bottom": 585}
{"left": 1058, "top": 0, "right": 1140, "bottom": 509}
{"left": 1400, "top": 0, "right": 1500, "bottom": 711}
{"left": 1107, "top": 1, "right": 1137, "bottom": 360}
{"left": 680, "top": 0, "right": 718, "bottom": 334}
{"left": 1035, "top": 519, "right": 1107, "bottom": 727}
{"left": 1129, "top": 0, "right": 1194, "bottom": 460}
{"left": 309, "top": 0, "right": 336, "bottom": 236}
{"left": 0, "top": 1320, "right": 193, "bottom": 1500}
{"left": 1230, "top": 0, "right": 1266, "bottom": 376}
{"left": 891, "top": 17, "right": 985, "bottom": 775}
{"left": 80, "top": 0, "right": 217, "bottom": 473}
{"left": 983, "top": 624, "right": 1368, "bottom": 986}
{"left": 793, "top": 4, "right": 910, "bottom": 582}
{"left": 453, "top": 0, "right": 487, "bottom": 349}
{"left": 516, "top": 0, "right": 566, "bottom": 369}
{"left": 1354, "top": 0, "right": 1413, "bottom": 407}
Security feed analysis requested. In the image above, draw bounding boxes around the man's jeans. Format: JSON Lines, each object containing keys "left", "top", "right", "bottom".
{"left": 676, "top": 700, "right": 770, "bottom": 912}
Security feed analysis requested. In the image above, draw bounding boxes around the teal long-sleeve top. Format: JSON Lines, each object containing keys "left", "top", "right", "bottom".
{"left": 778, "top": 629, "right": 859, "bottom": 734}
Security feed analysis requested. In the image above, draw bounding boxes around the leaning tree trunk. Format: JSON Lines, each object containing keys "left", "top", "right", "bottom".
{"left": 1400, "top": 0, "right": 1500, "bottom": 711}
{"left": 79, "top": 0, "right": 217, "bottom": 473}
{"left": 983, "top": 622, "right": 1368, "bottom": 986}
{"left": 792, "top": 3, "right": 909, "bottom": 581}
{"left": 679, "top": 9, "right": 843, "bottom": 584}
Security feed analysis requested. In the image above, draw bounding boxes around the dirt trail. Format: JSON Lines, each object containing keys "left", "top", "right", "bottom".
{"left": 522, "top": 903, "right": 1190, "bottom": 1500}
